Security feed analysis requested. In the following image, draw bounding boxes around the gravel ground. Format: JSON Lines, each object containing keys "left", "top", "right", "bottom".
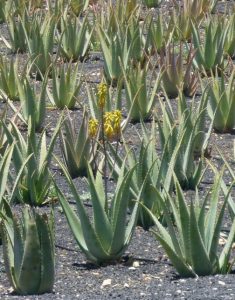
{"left": 0, "top": 0, "right": 235, "bottom": 299}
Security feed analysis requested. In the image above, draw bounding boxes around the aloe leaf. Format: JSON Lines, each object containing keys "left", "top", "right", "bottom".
{"left": 152, "top": 231, "right": 194, "bottom": 277}
{"left": 36, "top": 214, "right": 54, "bottom": 293}
{"left": 175, "top": 180, "right": 191, "bottom": 261}
{"left": 209, "top": 185, "right": 232, "bottom": 265}
{"left": 207, "top": 157, "right": 235, "bottom": 217}
{"left": 205, "top": 171, "right": 223, "bottom": 251}
{"left": 18, "top": 216, "right": 41, "bottom": 294}
{"left": 219, "top": 218, "right": 235, "bottom": 273}
{"left": 109, "top": 166, "right": 135, "bottom": 254}
{"left": 86, "top": 164, "right": 113, "bottom": 252}
{"left": 124, "top": 201, "right": 139, "bottom": 246}
{"left": 54, "top": 182, "right": 88, "bottom": 253}
{"left": 189, "top": 202, "right": 213, "bottom": 275}
{"left": 1, "top": 219, "right": 17, "bottom": 291}
{"left": 0, "top": 144, "right": 14, "bottom": 203}
{"left": 204, "top": 24, "right": 215, "bottom": 69}
{"left": 55, "top": 158, "right": 108, "bottom": 260}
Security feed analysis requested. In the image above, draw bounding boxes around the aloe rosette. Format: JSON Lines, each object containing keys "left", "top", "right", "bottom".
{"left": 147, "top": 172, "right": 235, "bottom": 277}
{"left": 1, "top": 205, "right": 55, "bottom": 295}
{"left": 55, "top": 160, "right": 140, "bottom": 264}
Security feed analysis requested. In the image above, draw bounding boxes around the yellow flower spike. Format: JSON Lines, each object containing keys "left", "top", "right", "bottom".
{"left": 97, "top": 82, "right": 108, "bottom": 109}
{"left": 103, "top": 110, "right": 122, "bottom": 140}
{"left": 103, "top": 112, "right": 112, "bottom": 124}
{"left": 88, "top": 118, "right": 99, "bottom": 138}
{"left": 112, "top": 110, "right": 122, "bottom": 135}
{"left": 104, "top": 122, "right": 114, "bottom": 140}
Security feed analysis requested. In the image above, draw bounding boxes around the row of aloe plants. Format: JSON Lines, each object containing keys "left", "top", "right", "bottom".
{"left": 0, "top": 0, "right": 234, "bottom": 296}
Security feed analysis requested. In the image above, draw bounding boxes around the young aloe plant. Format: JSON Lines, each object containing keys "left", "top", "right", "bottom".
{"left": 1, "top": 10, "right": 29, "bottom": 53}
{"left": 156, "top": 90, "right": 210, "bottom": 189}
{"left": 192, "top": 18, "right": 228, "bottom": 73}
{"left": 17, "top": 74, "right": 48, "bottom": 131}
{"left": 125, "top": 13, "right": 152, "bottom": 67}
{"left": 97, "top": 24, "right": 131, "bottom": 85}
{"left": 123, "top": 62, "right": 161, "bottom": 122}
{"left": 47, "top": 62, "right": 82, "bottom": 109}
{"left": 149, "top": 13, "right": 172, "bottom": 54}
{"left": 0, "top": 0, "right": 12, "bottom": 23}
{"left": 1, "top": 205, "right": 55, "bottom": 295}
{"left": 24, "top": 12, "right": 56, "bottom": 79}
{"left": 59, "top": 110, "right": 98, "bottom": 178}
{"left": 55, "top": 159, "right": 139, "bottom": 264}
{"left": 97, "top": 11, "right": 150, "bottom": 86}
{"left": 108, "top": 120, "right": 179, "bottom": 230}
{"left": 58, "top": 14, "right": 93, "bottom": 62}
{"left": 92, "top": 0, "right": 137, "bottom": 47}
{"left": 2, "top": 117, "right": 62, "bottom": 206}
{"left": 147, "top": 172, "right": 235, "bottom": 277}
{"left": 159, "top": 43, "right": 198, "bottom": 98}
{"left": 207, "top": 70, "right": 235, "bottom": 133}
{"left": 0, "top": 56, "right": 21, "bottom": 101}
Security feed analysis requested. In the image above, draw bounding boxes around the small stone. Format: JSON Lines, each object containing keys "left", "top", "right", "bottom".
{"left": 101, "top": 279, "right": 112, "bottom": 288}
{"left": 132, "top": 261, "right": 140, "bottom": 268}
{"left": 218, "top": 280, "right": 225, "bottom": 286}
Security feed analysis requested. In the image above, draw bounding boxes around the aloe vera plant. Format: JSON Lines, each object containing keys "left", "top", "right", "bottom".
{"left": 2, "top": 117, "right": 61, "bottom": 206}
{"left": 207, "top": 70, "right": 235, "bottom": 133}
{"left": 159, "top": 43, "right": 198, "bottom": 98}
{"left": 17, "top": 74, "right": 48, "bottom": 131}
{"left": 1, "top": 205, "right": 55, "bottom": 295}
{"left": 97, "top": 12, "right": 151, "bottom": 85}
{"left": 25, "top": 12, "right": 56, "bottom": 79}
{"left": 1, "top": 10, "right": 29, "bottom": 53}
{"left": 156, "top": 90, "right": 211, "bottom": 189}
{"left": 60, "top": 110, "right": 98, "bottom": 178}
{"left": 55, "top": 159, "right": 139, "bottom": 264}
{"left": 125, "top": 13, "right": 152, "bottom": 67}
{"left": 168, "top": 4, "right": 194, "bottom": 42}
{"left": 192, "top": 18, "right": 228, "bottom": 73}
{"left": 123, "top": 62, "right": 161, "bottom": 122}
{"left": 0, "top": 56, "right": 21, "bottom": 101}
{"left": 58, "top": 14, "right": 93, "bottom": 62}
{"left": 147, "top": 172, "right": 235, "bottom": 277}
{"left": 108, "top": 120, "right": 179, "bottom": 230}
{"left": 0, "top": 0, "right": 12, "bottom": 23}
{"left": 47, "top": 62, "right": 82, "bottom": 109}
{"left": 149, "top": 13, "right": 172, "bottom": 54}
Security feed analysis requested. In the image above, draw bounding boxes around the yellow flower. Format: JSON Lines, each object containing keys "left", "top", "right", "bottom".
{"left": 88, "top": 118, "right": 99, "bottom": 138}
{"left": 112, "top": 110, "right": 121, "bottom": 135}
{"left": 104, "top": 122, "right": 114, "bottom": 140}
{"left": 103, "top": 110, "right": 122, "bottom": 140}
{"left": 97, "top": 82, "right": 107, "bottom": 109}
